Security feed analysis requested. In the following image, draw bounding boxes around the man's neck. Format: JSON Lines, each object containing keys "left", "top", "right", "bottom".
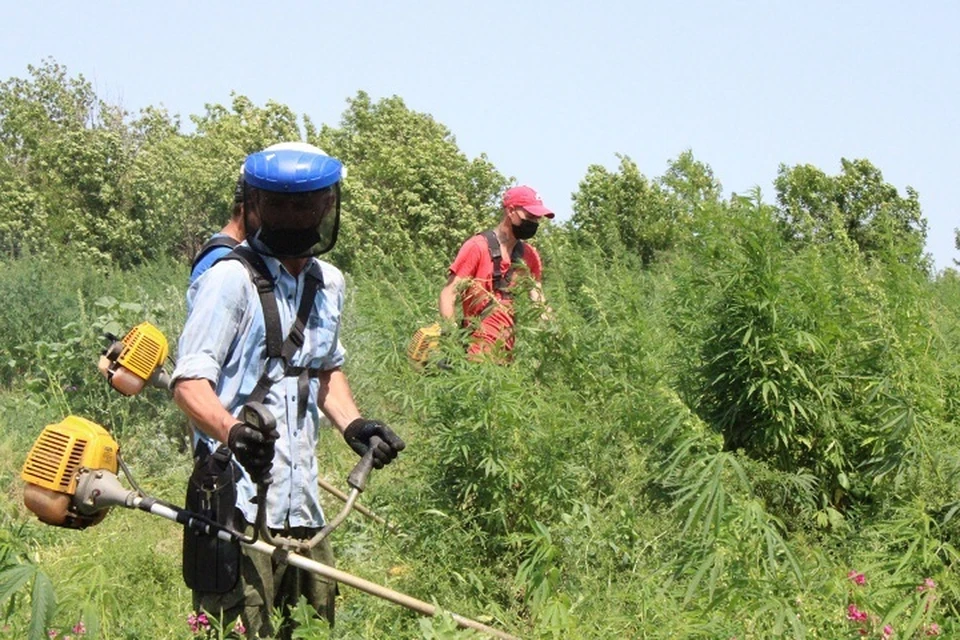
{"left": 495, "top": 219, "right": 518, "bottom": 252}
{"left": 280, "top": 257, "right": 310, "bottom": 277}
{"left": 220, "top": 218, "right": 244, "bottom": 243}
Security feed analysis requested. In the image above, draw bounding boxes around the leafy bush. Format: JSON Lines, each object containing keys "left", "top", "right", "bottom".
{"left": 671, "top": 196, "right": 945, "bottom": 517}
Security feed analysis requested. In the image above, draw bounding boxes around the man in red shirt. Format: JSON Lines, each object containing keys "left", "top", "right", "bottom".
{"left": 439, "top": 185, "right": 554, "bottom": 356}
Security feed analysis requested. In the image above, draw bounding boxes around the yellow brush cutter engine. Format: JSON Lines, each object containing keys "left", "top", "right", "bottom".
{"left": 98, "top": 322, "right": 169, "bottom": 396}
{"left": 407, "top": 323, "right": 442, "bottom": 367}
{"left": 21, "top": 416, "right": 120, "bottom": 529}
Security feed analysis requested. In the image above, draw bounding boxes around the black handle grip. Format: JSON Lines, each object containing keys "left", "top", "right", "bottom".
{"left": 239, "top": 402, "right": 277, "bottom": 487}
{"left": 240, "top": 401, "right": 276, "bottom": 435}
{"left": 347, "top": 435, "right": 383, "bottom": 492}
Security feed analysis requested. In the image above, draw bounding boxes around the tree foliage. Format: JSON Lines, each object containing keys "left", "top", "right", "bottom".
{"left": 571, "top": 151, "right": 719, "bottom": 266}
{"left": 659, "top": 148, "right": 722, "bottom": 209}
{"left": 775, "top": 158, "right": 927, "bottom": 268}
{"left": 0, "top": 64, "right": 507, "bottom": 272}
{"left": 315, "top": 91, "right": 508, "bottom": 273}
{"left": 0, "top": 59, "right": 134, "bottom": 263}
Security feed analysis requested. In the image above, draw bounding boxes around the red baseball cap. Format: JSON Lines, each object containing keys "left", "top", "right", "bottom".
{"left": 503, "top": 185, "right": 554, "bottom": 218}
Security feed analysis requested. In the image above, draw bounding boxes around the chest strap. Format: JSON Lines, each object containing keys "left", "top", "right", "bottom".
{"left": 481, "top": 230, "right": 526, "bottom": 299}
{"left": 222, "top": 246, "right": 325, "bottom": 419}
{"left": 191, "top": 236, "right": 240, "bottom": 272}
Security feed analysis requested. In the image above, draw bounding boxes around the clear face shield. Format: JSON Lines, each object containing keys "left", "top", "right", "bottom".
{"left": 245, "top": 183, "right": 341, "bottom": 258}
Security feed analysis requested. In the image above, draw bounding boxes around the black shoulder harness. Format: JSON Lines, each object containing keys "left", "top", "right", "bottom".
{"left": 480, "top": 229, "right": 526, "bottom": 298}
{"left": 221, "top": 246, "right": 325, "bottom": 420}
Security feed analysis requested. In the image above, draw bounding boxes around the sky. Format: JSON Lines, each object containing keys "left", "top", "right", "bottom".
{"left": 3, "top": 1, "right": 958, "bottom": 269}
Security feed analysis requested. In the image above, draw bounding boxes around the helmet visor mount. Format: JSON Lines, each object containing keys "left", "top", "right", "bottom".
{"left": 246, "top": 183, "right": 340, "bottom": 258}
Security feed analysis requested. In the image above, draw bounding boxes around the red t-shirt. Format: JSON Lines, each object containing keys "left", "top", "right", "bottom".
{"left": 448, "top": 234, "right": 543, "bottom": 353}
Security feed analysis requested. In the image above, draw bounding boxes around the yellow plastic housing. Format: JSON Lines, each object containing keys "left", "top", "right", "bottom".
{"left": 21, "top": 416, "right": 119, "bottom": 496}
{"left": 116, "top": 322, "right": 168, "bottom": 381}
{"left": 407, "top": 323, "right": 442, "bottom": 364}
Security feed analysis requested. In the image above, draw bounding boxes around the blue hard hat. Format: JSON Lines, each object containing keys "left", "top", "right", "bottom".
{"left": 243, "top": 147, "right": 344, "bottom": 193}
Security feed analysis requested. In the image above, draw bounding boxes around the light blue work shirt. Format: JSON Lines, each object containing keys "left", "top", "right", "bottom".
{"left": 172, "top": 244, "right": 346, "bottom": 529}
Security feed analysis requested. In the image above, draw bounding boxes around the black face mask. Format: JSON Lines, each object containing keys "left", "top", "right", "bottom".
{"left": 251, "top": 227, "right": 325, "bottom": 258}
{"left": 512, "top": 219, "right": 539, "bottom": 240}
{"left": 245, "top": 184, "right": 341, "bottom": 258}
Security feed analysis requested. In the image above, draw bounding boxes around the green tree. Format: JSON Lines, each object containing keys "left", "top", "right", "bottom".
{"left": 314, "top": 91, "right": 508, "bottom": 273}
{"left": 570, "top": 154, "right": 683, "bottom": 265}
{"left": 0, "top": 164, "right": 46, "bottom": 258}
{"left": 774, "top": 158, "right": 927, "bottom": 266}
{"left": 0, "top": 59, "right": 137, "bottom": 263}
{"left": 659, "top": 149, "right": 722, "bottom": 210}
{"left": 954, "top": 228, "right": 960, "bottom": 267}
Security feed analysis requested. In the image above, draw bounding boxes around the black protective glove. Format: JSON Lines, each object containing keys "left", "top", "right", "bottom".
{"left": 227, "top": 420, "right": 279, "bottom": 483}
{"left": 343, "top": 418, "right": 406, "bottom": 469}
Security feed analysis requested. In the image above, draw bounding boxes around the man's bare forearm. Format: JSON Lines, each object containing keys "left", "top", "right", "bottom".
{"left": 173, "top": 378, "right": 237, "bottom": 444}
{"left": 318, "top": 368, "right": 362, "bottom": 433}
{"left": 439, "top": 275, "right": 459, "bottom": 320}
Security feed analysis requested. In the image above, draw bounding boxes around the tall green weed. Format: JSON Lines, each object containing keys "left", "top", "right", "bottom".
{"left": 672, "top": 196, "right": 945, "bottom": 517}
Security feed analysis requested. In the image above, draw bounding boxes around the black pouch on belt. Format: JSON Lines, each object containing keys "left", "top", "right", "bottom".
{"left": 182, "top": 441, "right": 240, "bottom": 593}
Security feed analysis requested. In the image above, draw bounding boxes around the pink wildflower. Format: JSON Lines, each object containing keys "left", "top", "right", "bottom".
{"left": 234, "top": 619, "right": 247, "bottom": 635}
{"left": 846, "top": 603, "right": 868, "bottom": 622}
{"left": 918, "top": 578, "right": 936, "bottom": 592}
{"left": 925, "top": 622, "right": 941, "bottom": 636}
{"left": 48, "top": 630, "right": 58, "bottom": 639}
{"left": 847, "top": 570, "right": 866, "bottom": 585}
{"left": 187, "top": 611, "right": 212, "bottom": 634}
{"left": 882, "top": 624, "right": 893, "bottom": 639}
{"left": 197, "top": 612, "right": 210, "bottom": 629}
{"left": 72, "top": 621, "right": 86, "bottom": 635}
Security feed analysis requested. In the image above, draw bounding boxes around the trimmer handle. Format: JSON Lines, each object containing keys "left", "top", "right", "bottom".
{"left": 347, "top": 436, "right": 383, "bottom": 492}
{"left": 261, "top": 436, "right": 382, "bottom": 552}
{"left": 240, "top": 402, "right": 276, "bottom": 437}
{"left": 240, "top": 401, "right": 276, "bottom": 492}
{"left": 241, "top": 401, "right": 278, "bottom": 546}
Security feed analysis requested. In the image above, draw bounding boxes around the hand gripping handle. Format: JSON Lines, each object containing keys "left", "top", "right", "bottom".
{"left": 347, "top": 435, "right": 383, "bottom": 492}
{"left": 239, "top": 402, "right": 276, "bottom": 545}
{"left": 239, "top": 401, "right": 276, "bottom": 437}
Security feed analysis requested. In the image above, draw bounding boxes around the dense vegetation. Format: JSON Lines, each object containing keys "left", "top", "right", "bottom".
{"left": 1, "top": 59, "right": 958, "bottom": 639}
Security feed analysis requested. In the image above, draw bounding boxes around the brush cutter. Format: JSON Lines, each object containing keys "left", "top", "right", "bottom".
{"left": 20, "top": 414, "right": 519, "bottom": 639}
{"left": 97, "top": 322, "right": 171, "bottom": 395}
{"left": 407, "top": 322, "right": 442, "bottom": 367}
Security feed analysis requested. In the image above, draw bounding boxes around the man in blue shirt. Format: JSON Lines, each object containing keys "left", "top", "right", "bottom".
{"left": 172, "top": 143, "right": 404, "bottom": 637}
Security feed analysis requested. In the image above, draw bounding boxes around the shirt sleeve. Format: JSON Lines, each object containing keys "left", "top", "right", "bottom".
{"left": 172, "top": 261, "right": 251, "bottom": 384}
{"left": 448, "top": 237, "right": 483, "bottom": 278}
{"left": 318, "top": 263, "right": 347, "bottom": 371}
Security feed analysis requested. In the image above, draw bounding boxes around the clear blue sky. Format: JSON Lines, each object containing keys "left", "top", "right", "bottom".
{"left": 3, "top": 1, "right": 958, "bottom": 269}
